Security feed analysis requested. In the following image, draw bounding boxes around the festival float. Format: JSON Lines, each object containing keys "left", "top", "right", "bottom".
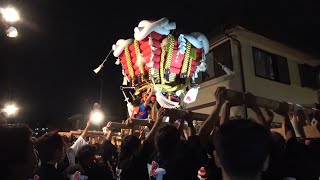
{"left": 92, "top": 17, "right": 320, "bottom": 139}
{"left": 110, "top": 17, "right": 209, "bottom": 112}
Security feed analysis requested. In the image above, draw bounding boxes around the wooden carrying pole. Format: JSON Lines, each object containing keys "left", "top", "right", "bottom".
{"left": 108, "top": 119, "right": 166, "bottom": 129}
{"left": 130, "top": 118, "right": 168, "bottom": 126}
{"left": 162, "top": 89, "right": 316, "bottom": 121}
{"left": 70, "top": 130, "right": 105, "bottom": 135}
{"left": 223, "top": 89, "right": 317, "bottom": 113}
{"left": 108, "top": 89, "right": 317, "bottom": 124}
{"left": 163, "top": 109, "right": 209, "bottom": 121}
{"left": 105, "top": 88, "right": 318, "bottom": 137}
{"left": 59, "top": 130, "right": 119, "bottom": 138}
{"left": 130, "top": 119, "right": 152, "bottom": 126}
{"left": 108, "top": 122, "right": 130, "bottom": 129}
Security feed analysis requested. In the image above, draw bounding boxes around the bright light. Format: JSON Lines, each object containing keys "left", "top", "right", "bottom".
{"left": 90, "top": 110, "right": 104, "bottom": 125}
{"left": 1, "top": 7, "right": 20, "bottom": 22}
{"left": 6, "top": 26, "right": 18, "bottom": 38}
{"left": 2, "top": 104, "right": 19, "bottom": 117}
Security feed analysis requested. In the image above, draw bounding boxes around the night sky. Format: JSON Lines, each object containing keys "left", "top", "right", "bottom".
{"left": 0, "top": 0, "right": 319, "bottom": 129}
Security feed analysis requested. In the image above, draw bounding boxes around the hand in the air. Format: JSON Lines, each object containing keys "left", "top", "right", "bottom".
{"left": 214, "top": 87, "right": 226, "bottom": 106}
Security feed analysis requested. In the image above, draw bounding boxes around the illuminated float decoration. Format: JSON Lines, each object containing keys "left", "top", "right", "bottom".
{"left": 113, "top": 17, "right": 209, "bottom": 109}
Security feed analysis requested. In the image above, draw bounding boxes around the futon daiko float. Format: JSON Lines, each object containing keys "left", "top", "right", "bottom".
{"left": 112, "top": 17, "right": 209, "bottom": 109}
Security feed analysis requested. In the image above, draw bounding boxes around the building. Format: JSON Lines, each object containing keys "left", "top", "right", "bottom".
{"left": 187, "top": 26, "right": 320, "bottom": 120}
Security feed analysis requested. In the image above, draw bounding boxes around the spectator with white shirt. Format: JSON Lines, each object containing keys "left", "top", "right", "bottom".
{"left": 65, "top": 144, "right": 115, "bottom": 180}
{"left": 66, "top": 119, "right": 91, "bottom": 167}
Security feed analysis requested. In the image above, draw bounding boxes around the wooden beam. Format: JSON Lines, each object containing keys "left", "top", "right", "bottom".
{"left": 163, "top": 109, "right": 209, "bottom": 121}
{"left": 130, "top": 118, "right": 153, "bottom": 126}
{"left": 131, "top": 118, "right": 167, "bottom": 126}
{"left": 59, "top": 130, "right": 121, "bottom": 138}
{"left": 58, "top": 132, "right": 72, "bottom": 137}
{"left": 162, "top": 89, "right": 290, "bottom": 122}
{"left": 106, "top": 88, "right": 317, "bottom": 131}
{"left": 108, "top": 122, "right": 130, "bottom": 129}
{"left": 108, "top": 119, "right": 167, "bottom": 129}
{"left": 70, "top": 130, "right": 105, "bottom": 135}
{"left": 223, "top": 89, "right": 315, "bottom": 112}
{"left": 183, "top": 89, "right": 316, "bottom": 120}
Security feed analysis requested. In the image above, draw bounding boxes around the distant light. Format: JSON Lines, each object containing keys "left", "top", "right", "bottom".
{"left": 6, "top": 26, "right": 18, "bottom": 38}
{"left": 2, "top": 104, "right": 19, "bottom": 117}
{"left": 90, "top": 110, "right": 104, "bottom": 125}
{"left": 1, "top": 7, "right": 20, "bottom": 22}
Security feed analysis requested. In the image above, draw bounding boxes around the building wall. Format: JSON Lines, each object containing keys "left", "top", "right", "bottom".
{"left": 238, "top": 36, "right": 319, "bottom": 120}
{"left": 186, "top": 33, "right": 319, "bottom": 120}
{"left": 186, "top": 38, "right": 246, "bottom": 117}
{"left": 239, "top": 36, "right": 318, "bottom": 105}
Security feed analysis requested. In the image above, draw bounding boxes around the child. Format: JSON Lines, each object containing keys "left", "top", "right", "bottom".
{"left": 131, "top": 88, "right": 155, "bottom": 119}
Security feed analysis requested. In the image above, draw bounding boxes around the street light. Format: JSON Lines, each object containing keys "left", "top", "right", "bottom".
{"left": 6, "top": 26, "right": 18, "bottom": 37}
{"left": 90, "top": 103, "right": 104, "bottom": 125}
{"left": 0, "top": 6, "right": 20, "bottom": 38}
{"left": 0, "top": 7, "right": 20, "bottom": 23}
{"left": 90, "top": 110, "right": 104, "bottom": 125}
{"left": 2, "top": 103, "right": 19, "bottom": 117}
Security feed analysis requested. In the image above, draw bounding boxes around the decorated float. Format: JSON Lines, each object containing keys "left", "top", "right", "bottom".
{"left": 112, "top": 17, "right": 209, "bottom": 110}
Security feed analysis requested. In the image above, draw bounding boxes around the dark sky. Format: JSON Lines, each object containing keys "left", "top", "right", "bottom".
{"left": 0, "top": 0, "right": 319, "bottom": 129}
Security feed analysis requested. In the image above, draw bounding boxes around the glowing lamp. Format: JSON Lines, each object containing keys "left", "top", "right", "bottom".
{"left": 6, "top": 26, "right": 18, "bottom": 38}
{"left": 90, "top": 110, "right": 104, "bottom": 125}
{"left": 1, "top": 7, "right": 20, "bottom": 22}
{"left": 3, "top": 104, "right": 19, "bottom": 117}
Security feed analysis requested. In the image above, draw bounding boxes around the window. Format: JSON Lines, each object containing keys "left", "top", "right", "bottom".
{"left": 195, "top": 40, "right": 233, "bottom": 83}
{"left": 299, "top": 64, "right": 319, "bottom": 90}
{"left": 253, "top": 47, "right": 290, "bottom": 84}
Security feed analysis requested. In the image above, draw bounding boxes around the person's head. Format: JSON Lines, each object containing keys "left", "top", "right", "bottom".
{"left": 314, "top": 107, "right": 320, "bottom": 121}
{"left": 213, "top": 118, "right": 271, "bottom": 180}
{"left": 143, "top": 93, "right": 150, "bottom": 102}
{"left": 36, "top": 131, "right": 65, "bottom": 164}
{"left": 62, "top": 135, "right": 71, "bottom": 147}
{"left": 133, "top": 97, "right": 142, "bottom": 107}
{"left": 270, "top": 131, "right": 286, "bottom": 155}
{"left": 155, "top": 124, "right": 180, "bottom": 155}
{"left": 262, "top": 132, "right": 286, "bottom": 180}
{"left": 76, "top": 144, "right": 97, "bottom": 168}
{"left": 101, "top": 140, "right": 118, "bottom": 163}
{"left": 119, "top": 135, "right": 140, "bottom": 160}
{"left": 0, "top": 124, "right": 37, "bottom": 180}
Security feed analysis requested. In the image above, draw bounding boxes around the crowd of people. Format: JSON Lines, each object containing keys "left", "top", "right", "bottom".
{"left": 1, "top": 87, "right": 320, "bottom": 180}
